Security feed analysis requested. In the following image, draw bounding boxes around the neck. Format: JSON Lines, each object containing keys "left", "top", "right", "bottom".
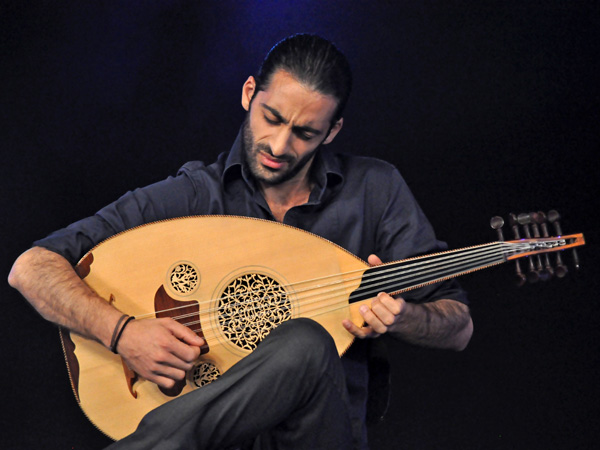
{"left": 260, "top": 166, "right": 313, "bottom": 222}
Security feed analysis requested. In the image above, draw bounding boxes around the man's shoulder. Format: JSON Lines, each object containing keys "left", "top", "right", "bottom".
{"left": 177, "top": 152, "right": 229, "bottom": 176}
{"left": 177, "top": 160, "right": 210, "bottom": 173}
{"left": 330, "top": 151, "right": 401, "bottom": 178}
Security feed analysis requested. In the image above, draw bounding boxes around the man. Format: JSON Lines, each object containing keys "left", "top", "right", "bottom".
{"left": 9, "top": 34, "right": 472, "bottom": 449}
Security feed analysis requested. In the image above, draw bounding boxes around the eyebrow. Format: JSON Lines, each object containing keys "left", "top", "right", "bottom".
{"left": 260, "top": 103, "right": 322, "bottom": 135}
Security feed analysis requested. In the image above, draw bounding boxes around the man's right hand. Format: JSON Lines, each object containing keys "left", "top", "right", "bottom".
{"left": 9, "top": 247, "right": 206, "bottom": 390}
{"left": 116, "top": 317, "right": 204, "bottom": 389}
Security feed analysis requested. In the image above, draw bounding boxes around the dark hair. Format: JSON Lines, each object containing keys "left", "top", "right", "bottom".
{"left": 254, "top": 34, "right": 352, "bottom": 122}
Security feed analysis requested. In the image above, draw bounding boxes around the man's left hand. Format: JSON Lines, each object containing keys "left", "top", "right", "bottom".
{"left": 342, "top": 254, "right": 406, "bottom": 339}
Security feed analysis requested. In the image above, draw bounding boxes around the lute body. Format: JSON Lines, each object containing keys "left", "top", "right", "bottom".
{"left": 61, "top": 216, "right": 370, "bottom": 440}
{"left": 59, "top": 215, "right": 584, "bottom": 440}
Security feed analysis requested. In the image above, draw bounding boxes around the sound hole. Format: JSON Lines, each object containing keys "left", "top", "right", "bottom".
{"left": 192, "top": 362, "right": 221, "bottom": 387}
{"left": 169, "top": 262, "right": 199, "bottom": 295}
{"left": 218, "top": 273, "right": 291, "bottom": 351}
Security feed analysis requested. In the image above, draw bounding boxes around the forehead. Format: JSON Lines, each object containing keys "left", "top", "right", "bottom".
{"left": 255, "top": 70, "right": 338, "bottom": 126}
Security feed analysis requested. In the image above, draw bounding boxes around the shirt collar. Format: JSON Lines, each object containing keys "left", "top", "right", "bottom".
{"left": 222, "top": 130, "right": 248, "bottom": 185}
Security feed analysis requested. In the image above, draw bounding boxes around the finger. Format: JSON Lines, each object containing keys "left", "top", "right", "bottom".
{"left": 138, "top": 320, "right": 199, "bottom": 366}
{"left": 358, "top": 304, "right": 388, "bottom": 335}
{"left": 371, "top": 293, "right": 404, "bottom": 326}
{"left": 157, "top": 347, "right": 198, "bottom": 371}
{"left": 155, "top": 362, "right": 189, "bottom": 381}
{"left": 164, "top": 319, "right": 205, "bottom": 347}
{"left": 149, "top": 369, "right": 187, "bottom": 388}
{"left": 163, "top": 336, "right": 202, "bottom": 368}
{"left": 367, "top": 254, "right": 383, "bottom": 266}
{"left": 126, "top": 347, "right": 190, "bottom": 384}
{"left": 380, "top": 293, "right": 404, "bottom": 315}
{"left": 342, "top": 319, "right": 379, "bottom": 339}
{"left": 159, "top": 319, "right": 204, "bottom": 362}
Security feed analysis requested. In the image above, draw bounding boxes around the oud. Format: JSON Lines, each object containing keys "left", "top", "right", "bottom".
{"left": 59, "top": 214, "right": 584, "bottom": 440}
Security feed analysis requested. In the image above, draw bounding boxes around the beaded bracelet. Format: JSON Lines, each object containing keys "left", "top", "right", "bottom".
{"left": 110, "top": 315, "right": 135, "bottom": 354}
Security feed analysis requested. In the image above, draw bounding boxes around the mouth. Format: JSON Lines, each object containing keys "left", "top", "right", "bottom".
{"left": 259, "top": 151, "right": 288, "bottom": 170}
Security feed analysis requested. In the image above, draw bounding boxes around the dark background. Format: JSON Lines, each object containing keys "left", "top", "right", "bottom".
{"left": 1, "top": 1, "right": 598, "bottom": 449}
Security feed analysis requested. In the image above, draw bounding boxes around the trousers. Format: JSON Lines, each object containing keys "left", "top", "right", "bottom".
{"left": 105, "top": 318, "right": 358, "bottom": 450}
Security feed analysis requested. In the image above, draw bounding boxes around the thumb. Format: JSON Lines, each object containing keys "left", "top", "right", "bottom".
{"left": 368, "top": 254, "right": 383, "bottom": 266}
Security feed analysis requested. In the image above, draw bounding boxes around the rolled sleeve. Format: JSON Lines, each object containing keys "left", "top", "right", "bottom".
{"left": 33, "top": 171, "right": 201, "bottom": 265}
{"left": 374, "top": 168, "right": 468, "bottom": 305}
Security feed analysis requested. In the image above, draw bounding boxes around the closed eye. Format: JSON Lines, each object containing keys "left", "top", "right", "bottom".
{"left": 260, "top": 104, "right": 321, "bottom": 141}
{"left": 293, "top": 128, "right": 315, "bottom": 141}
{"left": 263, "top": 115, "right": 280, "bottom": 125}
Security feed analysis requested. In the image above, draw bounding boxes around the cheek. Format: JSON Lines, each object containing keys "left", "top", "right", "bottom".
{"left": 250, "top": 122, "right": 273, "bottom": 144}
{"left": 294, "top": 143, "right": 314, "bottom": 159}
{"left": 294, "top": 137, "right": 322, "bottom": 156}
{"left": 293, "top": 144, "right": 320, "bottom": 164}
{"left": 248, "top": 109, "right": 275, "bottom": 143}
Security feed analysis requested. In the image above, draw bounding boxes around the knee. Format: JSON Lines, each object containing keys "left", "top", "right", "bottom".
{"left": 276, "top": 318, "right": 333, "bottom": 346}
{"left": 269, "top": 318, "right": 338, "bottom": 368}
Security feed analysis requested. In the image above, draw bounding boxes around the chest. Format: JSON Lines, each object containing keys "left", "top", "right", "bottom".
{"left": 219, "top": 184, "right": 374, "bottom": 261}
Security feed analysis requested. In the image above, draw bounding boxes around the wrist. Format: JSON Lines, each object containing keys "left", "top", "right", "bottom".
{"left": 111, "top": 315, "right": 135, "bottom": 354}
{"left": 388, "top": 300, "right": 432, "bottom": 341}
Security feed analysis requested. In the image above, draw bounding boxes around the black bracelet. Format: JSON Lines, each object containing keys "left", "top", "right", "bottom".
{"left": 109, "top": 314, "right": 129, "bottom": 352}
{"left": 111, "top": 316, "right": 135, "bottom": 354}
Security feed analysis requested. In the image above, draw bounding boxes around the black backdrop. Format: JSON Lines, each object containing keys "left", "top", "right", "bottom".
{"left": 2, "top": 1, "right": 599, "bottom": 449}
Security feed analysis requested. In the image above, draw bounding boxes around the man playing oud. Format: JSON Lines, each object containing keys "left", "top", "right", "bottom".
{"left": 9, "top": 34, "right": 472, "bottom": 449}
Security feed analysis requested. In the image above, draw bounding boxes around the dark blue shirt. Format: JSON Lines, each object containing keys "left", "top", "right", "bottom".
{"left": 36, "top": 131, "right": 465, "bottom": 302}
{"left": 35, "top": 130, "right": 466, "bottom": 446}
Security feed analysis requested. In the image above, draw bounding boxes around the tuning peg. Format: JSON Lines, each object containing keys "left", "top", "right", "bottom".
{"left": 535, "top": 211, "right": 555, "bottom": 279}
{"left": 547, "top": 210, "right": 574, "bottom": 276}
{"left": 537, "top": 211, "right": 551, "bottom": 238}
{"left": 549, "top": 209, "right": 580, "bottom": 269}
{"left": 508, "top": 213, "right": 521, "bottom": 239}
{"left": 529, "top": 212, "right": 552, "bottom": 281}
{"left": 490, "top": 216, "right": 505, "bottom": 240}
{"left": 515, "top": 213, "right": 540, "bottom": 283}
{"left": 506, "top": 213, "right": 527, "bottom": 286}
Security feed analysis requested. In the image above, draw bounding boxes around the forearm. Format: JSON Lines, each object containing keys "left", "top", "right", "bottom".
{"left": 389, "top": 299, "right": 473, "bottom": 351}
{"left": 8, "top": 246, "right": 123, "bottom": 348}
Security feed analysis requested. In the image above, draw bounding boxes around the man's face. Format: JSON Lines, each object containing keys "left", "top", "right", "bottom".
{"left": 241, "top": 70, "right": 342, "bottom": 186}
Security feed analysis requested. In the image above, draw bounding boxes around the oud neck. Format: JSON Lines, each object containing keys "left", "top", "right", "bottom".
{"left": 348, "top": 234, "right": 584, "bottom": 303}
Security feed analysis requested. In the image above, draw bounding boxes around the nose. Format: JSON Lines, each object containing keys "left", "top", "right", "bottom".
{"left": 269, "top": 127, "right": 293, "bottom": 157}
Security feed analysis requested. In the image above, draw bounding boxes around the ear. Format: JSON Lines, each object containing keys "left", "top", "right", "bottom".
{"left": 322, "top": 118, "right": 344, "bottom": 145}
{"left": 241, "top": 76, "right": 256, "bottom": 111}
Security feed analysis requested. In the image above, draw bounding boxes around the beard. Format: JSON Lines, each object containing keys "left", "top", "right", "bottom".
{"left": 242, "top": 115, "right": 319, "bottom": 186}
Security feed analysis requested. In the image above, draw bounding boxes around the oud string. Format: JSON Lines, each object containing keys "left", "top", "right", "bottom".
{"left": 137, "top": 242, "right": 522, "bottom": 323}
{"left": 133, "top": 241, "right": 503, "bottom": 319}
{"left": 186, "top": 243, "right": 513, "bottom": 339}
{"left": 127, "top": 241, "right": 532, "bottom": 340}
